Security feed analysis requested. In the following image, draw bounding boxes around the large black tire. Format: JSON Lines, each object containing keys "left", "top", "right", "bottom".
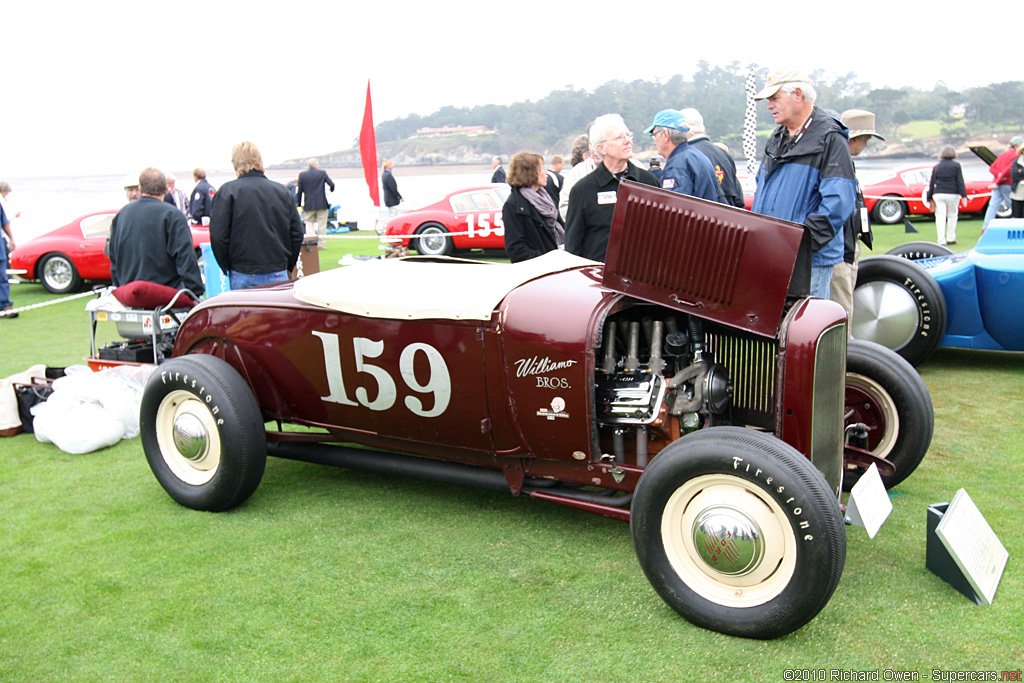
{"left": 886, "top": 241, "right": 955, "bottom": 261}
{"left": 851, "top": 255, "right": 947, "bottom": 366}
{"left": 631, "top": 427, "right": 846, "bottom": 639}
{"left": 844, "top": 340, "right": 933, "bottom": 490}
{"left": 414, "top": 222, "right": 454, "bottom": 256}
{"left": 871, "top": 194, "right": 906, "bottom": 225}
{"left": 39, "top": 252, "right": 83, "bottom": 294}
{"left": 140, "top": 355, "right": 267, "bottom": 511}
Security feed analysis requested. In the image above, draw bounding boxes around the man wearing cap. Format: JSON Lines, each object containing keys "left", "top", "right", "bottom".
{"left": 121, "top": 173, "right": 141, "bottom": 203}
{"left": 645, "top": 109, "right": 719, "bottom": 202}
{"left": 830, "top": 109, "right": 884, "bottom": 320}
{"left": 564, "top": 113, "right": 659, "bottom": 262}
{"left": 982, "top": 135, "right": 1024, "bottom": 231}
{"left": 750, "top": 69, "right": 856, "bottom": 300}
{"left": 679, "top": 108, "right": 744, "bottom": 208}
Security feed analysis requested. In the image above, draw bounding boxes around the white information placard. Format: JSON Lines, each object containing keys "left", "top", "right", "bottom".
{"left": 934, "top": 488, "right": 1008, "bottom": 605}
{"left": 845, "top": 463, "right": 892, "bottom": 539}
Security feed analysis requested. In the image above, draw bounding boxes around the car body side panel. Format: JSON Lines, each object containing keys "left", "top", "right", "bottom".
{"left": 174, "top": 290, "right": 499, "bottom": 456}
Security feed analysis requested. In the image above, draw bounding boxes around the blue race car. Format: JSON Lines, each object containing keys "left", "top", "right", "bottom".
{"left": 851, "top": 220, "right": 1024, "bottom": 366}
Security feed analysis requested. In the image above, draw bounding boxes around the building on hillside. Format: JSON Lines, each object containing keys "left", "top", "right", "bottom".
{"left": 415, "top": 125, "right": 493, "bottom": 137}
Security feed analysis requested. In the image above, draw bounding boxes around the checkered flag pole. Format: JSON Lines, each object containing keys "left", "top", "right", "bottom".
{"left": 743, "top": 71, "right": 759, "bottom": 176}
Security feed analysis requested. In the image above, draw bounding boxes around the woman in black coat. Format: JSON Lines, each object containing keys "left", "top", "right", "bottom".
{"left": 502, "top": 152, "right": 564, "bottom": 263}
{"left": 926, "top": 146, "right": 967, "bottom": 246}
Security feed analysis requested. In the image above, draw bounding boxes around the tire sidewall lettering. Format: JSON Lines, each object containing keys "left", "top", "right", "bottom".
{"left": 160, "top": 367, "right": 226, "bottom": 426}
{"left": 730, "top": 456, "right": 813, "bottom": 541}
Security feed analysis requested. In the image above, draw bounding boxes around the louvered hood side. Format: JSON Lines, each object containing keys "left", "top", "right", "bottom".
{"left": 602, "top": 182, "right": 808, "bottom": 338}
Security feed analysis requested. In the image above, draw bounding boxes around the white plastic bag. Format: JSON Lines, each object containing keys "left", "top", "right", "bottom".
{"left": 32, "top": 364, "right": 155, "bottom": 454}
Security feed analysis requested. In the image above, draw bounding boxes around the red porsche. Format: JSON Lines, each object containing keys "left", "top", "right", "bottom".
{"left": 383, "top": 184, "right": 510, "bottom": 256}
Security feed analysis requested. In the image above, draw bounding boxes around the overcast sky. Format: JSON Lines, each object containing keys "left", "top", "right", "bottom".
{"left": 5, "top": 0, "right": 1018, "bottom": 179}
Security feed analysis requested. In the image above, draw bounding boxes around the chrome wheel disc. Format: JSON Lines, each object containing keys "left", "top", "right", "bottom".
{"left": 155, "top": 390, "right": 221, "bottom": 485}
{"left": 851, "top": 281, "right": 919, "bottom": 350}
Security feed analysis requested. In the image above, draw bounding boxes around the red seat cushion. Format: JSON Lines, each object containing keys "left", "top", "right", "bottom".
{"left": 112, "top": 281, "right": 198, "bottom": 309}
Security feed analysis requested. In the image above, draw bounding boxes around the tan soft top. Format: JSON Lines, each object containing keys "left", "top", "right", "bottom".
{"left": 292, "top": 250, "right": 598, "bottom": 321}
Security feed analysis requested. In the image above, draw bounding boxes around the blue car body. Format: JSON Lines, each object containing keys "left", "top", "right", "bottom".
{"left": 919, "top": 220, "right": 1024, "bottom": 351}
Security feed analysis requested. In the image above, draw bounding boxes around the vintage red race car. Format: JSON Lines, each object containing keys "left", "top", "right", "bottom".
{"left": 862, "top": 165, "right": 1010, "bottom": 225}
{"left": 8, "top": 210, "right": 210, "bottom": 294}
{"left": 140, "top": 184, "right": 933, "bottom": 639}
{"left": 382, "top": 184, "right": 510, "bottom": 256}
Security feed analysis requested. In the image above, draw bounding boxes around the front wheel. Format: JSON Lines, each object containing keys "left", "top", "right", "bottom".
{"left": 414, "top": 222, "right": 454, "bottom": 256}
{"left": 140, "top": 355, "right": 267, "bottom": 511}
{"left": 871, "top": 195, "right": 906, "bottom": 225}
{"left": 631, "top": 427, "right": 846, "bottom": 639}
{"left": 844, "top": 340, "right": 933, "bottom": 490}
{"left": 851, "top": 255, "right": 947, "bottom": 366}
{"left": 40, "top": 253, "right": 83, "bottom": 294}
{"left": 886, "top": 241, "right": 954, "bottom": 261}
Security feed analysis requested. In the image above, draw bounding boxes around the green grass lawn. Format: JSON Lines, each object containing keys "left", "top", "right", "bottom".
{"left": 2, "top": 219, "right": 1021, "bottom": 681}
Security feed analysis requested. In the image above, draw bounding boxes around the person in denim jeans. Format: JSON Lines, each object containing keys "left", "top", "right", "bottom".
{"left": 210, "top": 141, "right": 304, "bottom": 291}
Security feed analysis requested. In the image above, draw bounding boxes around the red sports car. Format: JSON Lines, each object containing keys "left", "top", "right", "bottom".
{"left": 861, "top": 165, "right": 1011, "bottom": 225}
{"left": 8, "top": 210, "right": 210, "bottom": 294}
{"left": 383, "top": 184, "right": 511, "bottom": 256}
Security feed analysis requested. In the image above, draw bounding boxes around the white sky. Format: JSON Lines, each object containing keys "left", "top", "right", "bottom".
{"left": 5, "top": 0, "right": 1018, "bottom": 178}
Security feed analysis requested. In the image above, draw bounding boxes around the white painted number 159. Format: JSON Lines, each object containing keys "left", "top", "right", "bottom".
{"left": 313, "top": 332, "right": 451, "bottom": 417}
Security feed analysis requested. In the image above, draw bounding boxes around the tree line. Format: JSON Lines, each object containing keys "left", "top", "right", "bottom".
{"left": 371, "top": 62, "right": 1024, "bottom": 157}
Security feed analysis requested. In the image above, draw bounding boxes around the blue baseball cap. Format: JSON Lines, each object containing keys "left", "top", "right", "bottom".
{"left": 644, "top": 109, "right": 689, "bottom": 135}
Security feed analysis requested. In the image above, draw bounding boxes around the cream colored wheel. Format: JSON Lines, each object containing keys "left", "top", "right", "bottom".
{"left": 154, "top": 390, "right": 223, "bottom": 486}
{"left": 845, "top": 372, "right": 899, "bottom": 460}
{"left": 141, "top": 355, "right": 266, "bottom": 511}
{"left": 631, "top": 427, "right": 846, "bottom": 639}
{"left": 661, "top": 474, "right": 797, "bottom": 608}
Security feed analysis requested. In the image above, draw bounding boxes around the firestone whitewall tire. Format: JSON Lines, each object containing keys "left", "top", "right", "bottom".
{"left": 140, "top": 355, "right": 266, "bottom": 511}
{"left": 630, "top": 427, "right": 846, "bottom": 639}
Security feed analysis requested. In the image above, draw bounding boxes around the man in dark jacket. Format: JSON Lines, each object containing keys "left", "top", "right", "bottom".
{"left": 210, "top": 142, "right": 304, "bottom": 290}
{"left": 679, "top": 108, "right": 745, "bottom": 208}
{"left": 644, "top": 109, "right": 719, "bottom": 202}
{"left": 382, "top": 159, "right": 402, "bottom": 217}
{"left": 189, "top": 168, "right": 216, "bottom": 225}
{"left": 490, "top": 156, "right": 506, "bottom": 184}
{"left": 297, "top": 158, "right": 335, "bottom": 248}
{"left": 751, "top": 69, "right": 856, "bottom": 299}
{"left": 109, "top": 168, "right": 204, "bottom": 296}
{"left": 565, "top": 113, "right": 659, "bottom": 262}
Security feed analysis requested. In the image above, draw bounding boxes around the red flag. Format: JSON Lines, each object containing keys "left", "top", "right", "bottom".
{"left": 359, "top": 80, "right": 380, "bottom": 207}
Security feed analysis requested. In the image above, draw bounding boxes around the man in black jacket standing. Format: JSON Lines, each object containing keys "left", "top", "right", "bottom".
{"left": 109, "top": 168, "right": 204, "bottom": 296}
{"left": 679, "top": 108, "right": 744, "bottom": 208}
{"left": 210, "top": 142, "right": 303, "bottom": 290}
{"left": 297, "top": 157, "right": 335, "bottom": 248}
{"left": 382, "top": 159, "right": 402, "bottom": 217}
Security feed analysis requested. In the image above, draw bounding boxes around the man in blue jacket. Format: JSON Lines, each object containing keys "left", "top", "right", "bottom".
{"left": 751, "top": 69, "right": 856, "bottom": 299}
{"left": 297, "top": 158, "right": 335, "bottom": 249}
{"left": 644, "top": 109, "right": 719, "bottom": 202}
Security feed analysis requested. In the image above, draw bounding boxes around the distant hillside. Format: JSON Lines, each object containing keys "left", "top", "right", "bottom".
{"left": 274, "top": 65, "right": 1024, "bottom": 168}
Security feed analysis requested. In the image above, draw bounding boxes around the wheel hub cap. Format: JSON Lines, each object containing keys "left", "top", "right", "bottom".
{"left": 172, "top": 413, "right": 209, "bottom": 462}
{"left": 692, "top": 506, "right": 764, "bottom": 576}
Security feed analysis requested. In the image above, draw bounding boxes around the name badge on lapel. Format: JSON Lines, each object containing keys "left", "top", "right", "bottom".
{"left": 597, "top": 191, "right": 617, "bottom": 205}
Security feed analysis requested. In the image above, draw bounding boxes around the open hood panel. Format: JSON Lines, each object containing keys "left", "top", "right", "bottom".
{"left": 603, "top": 181, "right": 810, "bottom": 338}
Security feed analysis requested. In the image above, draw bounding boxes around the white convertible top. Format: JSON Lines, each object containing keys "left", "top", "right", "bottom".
{"left": 292, "top": 250, "right": 598, "bottom": 320}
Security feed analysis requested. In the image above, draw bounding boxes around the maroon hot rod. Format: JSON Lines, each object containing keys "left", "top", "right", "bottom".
{"left": 140, "top": 183, "right": 933, "bottom": 639}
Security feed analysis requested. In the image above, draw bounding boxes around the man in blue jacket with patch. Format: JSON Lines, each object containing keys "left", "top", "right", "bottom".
{"left": 751, "top": 69, "right": 856, "bottom": 299}
{"left": 644, "top": 109, "right": 720, "bottom": 203}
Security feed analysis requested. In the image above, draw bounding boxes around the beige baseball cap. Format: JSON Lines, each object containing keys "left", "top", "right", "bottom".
{"left": 754, "top": 68, "right": 813, "bottom": 100}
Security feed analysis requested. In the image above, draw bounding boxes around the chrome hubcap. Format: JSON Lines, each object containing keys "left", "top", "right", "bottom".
{"left": 172, "top": 413, "right": 208, "bottom": 462}
{"left": 851, "top": 281, "right": 919, "bottom": 350}
{"left": 692, "top": 506, "right": 764, "bottom": 576}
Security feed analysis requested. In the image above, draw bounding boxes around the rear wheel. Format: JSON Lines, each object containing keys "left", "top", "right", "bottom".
{"left": 844, "top": 340, "right": 933, "bottom": 490}
{"left": 140, "top": 355, "right": 267, "bottom": 511}
{"left": 631, "top": 427, "right": 846, "bottom": 639}
{"left": 414, "top": 222, "right": 454, "bottom": 256}
{"left": 39, "top": 253, "right": 83, "bottom": 294}
{"left": 871, "top": 195, "right": 906, "bottom": 225}
{"left": 851, "top": 255, "right": 947, "bottom": 366}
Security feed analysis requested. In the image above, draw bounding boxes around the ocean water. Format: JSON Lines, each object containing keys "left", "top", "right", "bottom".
{"left": 3, "top": 166, "right": 496, "bottom": 242}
